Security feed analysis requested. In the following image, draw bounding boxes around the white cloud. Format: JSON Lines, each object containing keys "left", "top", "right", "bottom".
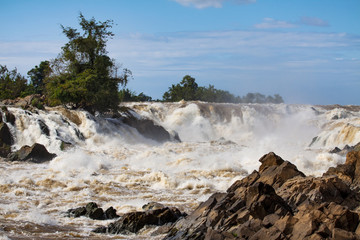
{"left": 173, "top": 0, "right": 255, "bottom": 9}
{"left": 254, "top": 18, "right": 296, "bottom": 29}
{"left": 300, "top": 16, "right": 329, "bottom": 27}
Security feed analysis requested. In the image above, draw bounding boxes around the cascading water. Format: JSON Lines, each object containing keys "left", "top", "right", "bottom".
{"left": 0, "top": 102, "right": 359, "bottom": 239}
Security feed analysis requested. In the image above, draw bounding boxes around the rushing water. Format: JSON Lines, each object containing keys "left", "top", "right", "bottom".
{"left": 0, "top": 102, "right": 359, "bottom": 239}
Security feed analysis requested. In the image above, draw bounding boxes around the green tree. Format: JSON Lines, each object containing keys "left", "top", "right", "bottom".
{"left": 0, "top": 65, "right": 28, "bottom": 100}
{"left": 27, "top": 60, "right": 51, "bottom": 95}
{"left": 45, "top": 13, "right": 130, "bottom": 113}
{"left": 163, "top": 75, "right": 198, "bottom": 101}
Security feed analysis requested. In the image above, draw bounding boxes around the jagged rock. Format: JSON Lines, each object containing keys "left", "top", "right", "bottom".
{"left": 330, "top": 142, "right": 360, "bottom": 156}
{"left": 93, "top": 207, "right": 185, "bottom": 234}
{"left": 257, "top": 152, "right": 306, "bottom": 189}
{"left": 162, "top": 152, "right": 360, "bottom": 240}
{"left": 277, "top": 175, "right": 359, "bottom": 210}
{"left": 324, "top": 150, "right": 360, "bottom": 186}
{"left": 6, "top": 143, "right": 56, "bottom": 163}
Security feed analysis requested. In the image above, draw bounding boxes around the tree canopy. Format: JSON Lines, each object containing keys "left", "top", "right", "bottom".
{"left": 27, "top": 60, "right": 51, "bottom": 95}
{"left": 45, "top": 13, "right": 130, "bottom": 113}
{"left": 0, "top": 65, "right": 31, "bottom": 100}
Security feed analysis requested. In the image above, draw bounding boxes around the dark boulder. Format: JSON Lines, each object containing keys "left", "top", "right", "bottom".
{"left": 67, "top": 207, "right": 87, "bottom": 218}
{"left": 67, "top": 202, "right": 119, "bottom": 220}
{"left": 0, "top": 122, "right": 13, "bottom": 158}
{"left": 6, "top": 143, "right": 56, "bottom": 163}
{"left": 1, "top": 107, "right": 16, "bottom": 125}
{"left": 93, "top": 206, "right": 185, "bottom": 234}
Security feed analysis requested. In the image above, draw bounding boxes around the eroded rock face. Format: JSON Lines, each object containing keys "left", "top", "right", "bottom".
{"left": 6, "top": 143, "right": 56, "bottom": 163}
{"left": 163, "top": 152, "right": 360, "bottom": 240}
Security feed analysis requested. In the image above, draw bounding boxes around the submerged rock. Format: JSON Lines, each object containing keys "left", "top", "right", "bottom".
{"left": 163, "top": 152, "right": 360, "bottom": 240}
{"left": 6, "top": 143, "right": 56, "bottom": 163}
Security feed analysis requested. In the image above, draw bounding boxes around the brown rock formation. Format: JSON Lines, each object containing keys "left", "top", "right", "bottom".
{"left": 163, "top": 152, "right": 360, "bottom": 240}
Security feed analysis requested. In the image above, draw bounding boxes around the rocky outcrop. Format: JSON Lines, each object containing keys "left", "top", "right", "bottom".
{"left": 67, "top": 202, "right": 119, "bottom": 220}
{"left": 325, "top": 150, "right": 360, "bottom": 186}
{"left": 93, "top": 205, "right": 185, "bottom": 235}
{"left": 163, "top": 152, "right": 360, "bottom": 240}
{"left": 6, "top": 143, "right": 56, "bottom": 163}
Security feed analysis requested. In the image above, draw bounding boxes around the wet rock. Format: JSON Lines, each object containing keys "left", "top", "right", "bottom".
{"left": 37, "top": 119, "right": 50, "bottom": 136}
{"left": 142, "top": 202, "right": 165, "bottom": 211}
{"left": 93, "top": 207, "right": 185, "bottom": 234}
{"left": 122, "top": 115, "right": 179, "bottom": 143}
{"left": 67, "top": 202, "right": 119, "bottom": 220}
{"left": 67, "top": 207, "right": 87, "bottom": 218}
{"left": 330, "top": 142, "right": 360, "bottom": 156}
{"left": 105, "top": 207, "right": 119, "bottom": 220}
{"left": 0, "top": 122, "right": 12, "bottom": 157}
{"left": 6, "top": 143, "right": 56, "bottom": 163}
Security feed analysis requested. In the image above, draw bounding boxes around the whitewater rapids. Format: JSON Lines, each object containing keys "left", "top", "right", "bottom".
{"left": 0, "top": 101, "right": 359, "bottom": 239}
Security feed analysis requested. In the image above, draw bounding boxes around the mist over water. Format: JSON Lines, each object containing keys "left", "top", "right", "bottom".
{"left": 1, "top": 102, "right": 359, "bottom": 239}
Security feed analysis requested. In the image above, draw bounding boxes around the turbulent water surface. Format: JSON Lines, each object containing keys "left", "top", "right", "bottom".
{"left": 0, "top": 102, "right": 360, "bottom": 239}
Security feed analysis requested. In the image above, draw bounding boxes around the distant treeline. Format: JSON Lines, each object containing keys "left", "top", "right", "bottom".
{"left": 120, "top": 75, "right": 284, "bottom": 104}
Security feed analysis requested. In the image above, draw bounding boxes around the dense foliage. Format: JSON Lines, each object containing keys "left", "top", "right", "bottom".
{"left": 27, "top": 61, "right": 51, "bottom": 95}
{"left": 45, "top": 14, "right": 130, "bottom": 113}
{"left": 163, "top": 75, "right": 284, "bottom": 104}
{"left": 0, "top": 65, "right": 32, "bottom": 100}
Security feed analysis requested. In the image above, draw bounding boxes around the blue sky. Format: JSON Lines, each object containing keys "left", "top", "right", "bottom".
{"left": 1, "top": 0, "right": 359, "bottom": 104}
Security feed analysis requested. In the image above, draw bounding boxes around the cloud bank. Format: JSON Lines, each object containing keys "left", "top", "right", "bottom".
{"left": 0, "top": 29, "right": 358, "bottom": 104}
